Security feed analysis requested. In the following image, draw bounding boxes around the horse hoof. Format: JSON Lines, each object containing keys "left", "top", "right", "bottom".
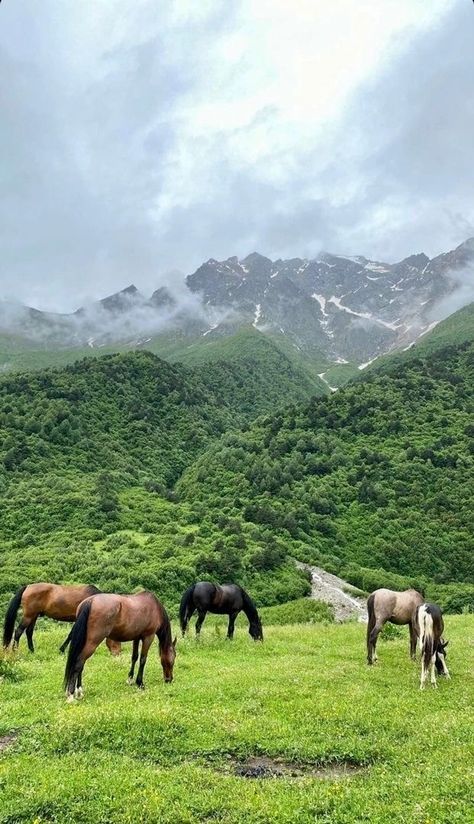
{"left": 127, "top": 677, "right": 134, "bottom": 685}
{"left": 66, "top": 693, "right": 75, "bottom": 703}
{"left": 74, "top": 687, "right": 84, "bottom": 700}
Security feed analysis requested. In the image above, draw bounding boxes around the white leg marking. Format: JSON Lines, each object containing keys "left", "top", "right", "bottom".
{"left": 439, "top": 653, "right": 450, "bottom": 679}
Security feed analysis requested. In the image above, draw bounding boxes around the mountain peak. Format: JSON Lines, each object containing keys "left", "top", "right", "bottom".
{"left": 149, "top": 286, "right": 176, "bottom": 309}
{"left": 99, "top": 284, "right": 145, "bottom": 314}
{"left": 241, "top": 252, "right": 272, "bottom": 266}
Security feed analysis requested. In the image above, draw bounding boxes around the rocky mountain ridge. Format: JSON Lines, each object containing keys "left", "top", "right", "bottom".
{"left": 1, "top": 237, "right": 473, "bottom": 367}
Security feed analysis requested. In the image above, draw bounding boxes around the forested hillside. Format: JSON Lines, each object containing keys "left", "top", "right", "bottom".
{"left": 1, "top": 339, "right": 473, "bottom": 614}
{"left": 0, "top": 349, "right": 319, "bottom": 608}
{"left": 179, "top": 341, "right": 474, "bottom": 605}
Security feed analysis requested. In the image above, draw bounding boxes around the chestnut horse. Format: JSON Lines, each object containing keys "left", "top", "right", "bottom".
{"left": 2, "top": 583, "right": 121, "bottom": 656}
{"left": 366, "top": 588, "right": 424, "bottom": 665}
{"left": 64, "top": 591, "right": 176, "bottom": 702}
{"left": 3, "top": 583, "right": 100, "bottom": 652}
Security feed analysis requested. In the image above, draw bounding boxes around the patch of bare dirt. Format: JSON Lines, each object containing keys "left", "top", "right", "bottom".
{"left": 296, "top": 562, "right": 368, "bottom": 623}
{"left": 0, "top": 733, "right": 18, "bottom": 753}
{"left": 232, "top": 755, "right": 365, "bottom": 779}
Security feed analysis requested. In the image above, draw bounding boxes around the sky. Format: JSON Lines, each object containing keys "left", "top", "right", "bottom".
{"left": 0, "top": 0, "right": 473, "bottom": 311}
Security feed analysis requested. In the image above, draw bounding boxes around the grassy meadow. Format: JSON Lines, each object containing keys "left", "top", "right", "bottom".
{"left": 1, "top": 617, "right": 473, "bottom": 823}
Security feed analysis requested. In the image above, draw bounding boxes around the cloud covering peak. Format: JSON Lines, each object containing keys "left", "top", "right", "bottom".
{"left": 0, "top": 0, "right": 472, "bottom": 311}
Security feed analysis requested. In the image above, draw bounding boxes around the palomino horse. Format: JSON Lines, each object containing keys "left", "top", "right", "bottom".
{"left": 3, "top": 583, "right": 100, "bottom": 652}
{"left": 366, "top": 588, "right": 424, "bottom": 665}
{"left": 179, "top": 582, "right": 263, "bottom": 640}
{"left": 64, "top": 591, "right": 176, "bottom": 701}
{"left": 415, "top": 603, "right": 449, "bottom": 689}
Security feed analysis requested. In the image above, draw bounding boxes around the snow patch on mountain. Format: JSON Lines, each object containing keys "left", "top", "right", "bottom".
{"left": 253, "top": 304, "right": 262, "bottom": 327}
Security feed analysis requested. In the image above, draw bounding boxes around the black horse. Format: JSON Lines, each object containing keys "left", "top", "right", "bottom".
{"left": 179, "top": 582, "right": 263, "bottom": 640}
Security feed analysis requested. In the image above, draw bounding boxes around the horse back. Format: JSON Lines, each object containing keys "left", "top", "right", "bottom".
{"left": 372, "top": 588, "right": 423, "bottom": 625}
{"left": 44, "top": 584, "right": 99, "bottom": 622}
{"left": 21, "top": 583, "right": 100, "bottom": 622}
{"left": 102, "top": 592, "right": 163, "bottom": 642}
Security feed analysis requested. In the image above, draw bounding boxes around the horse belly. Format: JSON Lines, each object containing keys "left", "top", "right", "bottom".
{"left": 390, "top": 605, "right": 410, "bottom": 625}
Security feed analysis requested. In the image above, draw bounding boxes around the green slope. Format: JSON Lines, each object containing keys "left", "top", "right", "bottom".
{"left": 179, "top": 340, "right": 474, "bottom": 592}
{"left": 0, "top": 326, "right": 328, "bottom": 399}
{"left": 365, "top": 302, "right": 474, "bottom": 377}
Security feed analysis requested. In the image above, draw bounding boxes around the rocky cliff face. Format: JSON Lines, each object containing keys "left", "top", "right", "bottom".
{"left": 185, "top": 239, "right": 474, "bottom": 363}
{"left": 1, "top": 238, "right": 473, "bottom": 366}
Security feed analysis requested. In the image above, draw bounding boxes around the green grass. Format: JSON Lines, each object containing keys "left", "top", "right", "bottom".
{"left": 1, "top": 618, "right": 472, "bottom": 823}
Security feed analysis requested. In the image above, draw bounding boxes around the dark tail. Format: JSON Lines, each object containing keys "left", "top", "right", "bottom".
{"left": 179, "top": 585, "right": 195, "bottom": 635}
{"left": 3, "top": 586, "right": 27, "bottom": 648}
{"left": 63, "top": 601, "right": 92, "bottom": 689}
{"left": 366, "top": 593, "right": 376, "bottom": 654}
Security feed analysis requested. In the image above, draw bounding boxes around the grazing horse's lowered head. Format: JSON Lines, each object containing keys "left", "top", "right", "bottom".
{"left": 249, "top": 616, "right": 264, "bottom": 641}
{"left": 415, "top": 603, "right": 450, "bottom": 689}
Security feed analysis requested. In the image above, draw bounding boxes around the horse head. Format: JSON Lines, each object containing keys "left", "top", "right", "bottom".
{"left": 435, "top": 639, "right": 449, "bottom": 675}
{"left": 249, "top": 618, "right": 263, "bottom": 642}
{"left": 161, "top": 636, "right": 177, "bottom": 682}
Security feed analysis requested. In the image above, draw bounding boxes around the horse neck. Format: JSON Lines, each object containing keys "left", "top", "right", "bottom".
{"left": 240, "top": 588, "right": 258, "bottom": 624}
{"left": 157, "top": 613, "right": 172, "bottom": 653}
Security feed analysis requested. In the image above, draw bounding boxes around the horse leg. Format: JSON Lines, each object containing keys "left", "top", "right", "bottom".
{"left": 419, "top": 659, "right": 425, "bottom": 690}
{"left": 127, "top": 639, "right": 139, "bottom": 685}
{"left": 368, "top": 622, "right": 383, "bottom": 665}
{"left": 195, "top": 610, "right": 206, "bottom": 636}
{"left": 227, "top": 611, "right": 237, "bottom": 640}
{"left": 25, "top": 618, "right": 37, "bottom": 653}
{"left": 75, "top": 667, "right": 84, "bottom": 700}
{"left": 13, "top": 614, "right": 35, "bottom": 650}
{"left": 59, "top": 627, "right": 74, "bottom": 654}
{"left": 135, "top": 635, "right": 154, "bottom": 689}
{"left": 409, "top": 621, "right": 418, "bottom": 661}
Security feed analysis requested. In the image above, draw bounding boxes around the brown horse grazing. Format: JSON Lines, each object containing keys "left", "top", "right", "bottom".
{"left": 3, "top": 583, "right": 101, "bottom": 652}
{"left": 366, "top": 588, "right": 424, "bottom": 665}
{"left": 415, "top": 603, "right": 450, "bottom": 689}
{"left": 64, "top": 591, "right": 176, "bottom": 702}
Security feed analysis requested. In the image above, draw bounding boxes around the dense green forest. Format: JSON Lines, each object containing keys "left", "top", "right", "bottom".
{"left": 0, "top": 336, "right": 473, "bottom": 614}
{"left": 0, "top": 349, "right": 317, "bottom": 609}
{"left": 179, "top": 341, "right": 474, "bottom": 608}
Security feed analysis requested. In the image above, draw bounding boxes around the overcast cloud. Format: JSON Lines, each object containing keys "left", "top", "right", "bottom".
{"left": 0, "top": 0, "right": 472, "bottom": 311}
